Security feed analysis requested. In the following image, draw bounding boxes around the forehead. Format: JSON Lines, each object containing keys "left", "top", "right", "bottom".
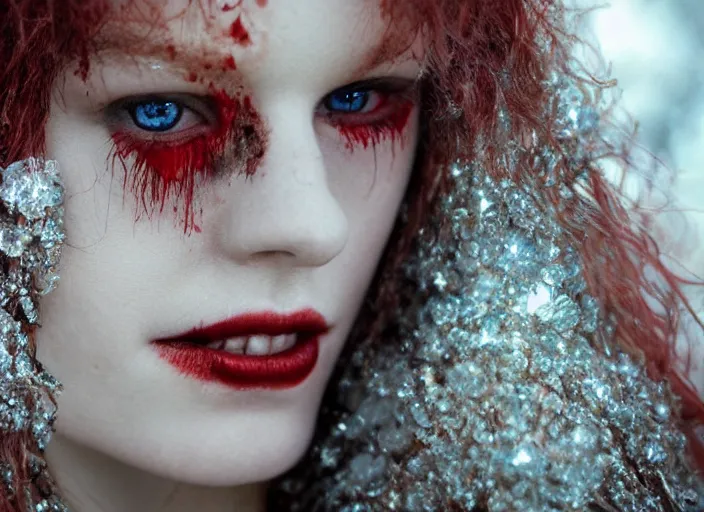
{"left": 99, "top": 0, "right": 407, "bottom": 83}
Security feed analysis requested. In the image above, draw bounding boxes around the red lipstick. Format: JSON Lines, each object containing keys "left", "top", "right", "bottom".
{"left": 153, "top": 309, "right": 329, "bottom": 390}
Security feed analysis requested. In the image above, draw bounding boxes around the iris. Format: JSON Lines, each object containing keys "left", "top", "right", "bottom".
{"left": 325, "top": 90, "right": 369, "bottom": 113}
{"left": 130, "top": 100, "right": 182, "bottom": 132}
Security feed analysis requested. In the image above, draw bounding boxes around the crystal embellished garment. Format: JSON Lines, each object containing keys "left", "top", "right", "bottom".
{"left": 271, "top": 59, "right": 704, "bottom": 512}
{"left": 0, "top": 1, "right": 703, "bottom": 511}
{"left": 0, "top": 158, "right": 65, "bottom": 510}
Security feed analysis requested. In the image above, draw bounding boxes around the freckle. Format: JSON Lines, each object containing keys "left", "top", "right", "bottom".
{"left": 186, "top": 72, "right": 199, "bottom": 82}
{"left": 223, "top": 55, "right": 237, "bottom": 70}
{"left": 256, "top": 0, "right": 267, "bottom": 6}
{"left": 204, "top": 62, "right": 213, "bottom": 70}
{"left": 229, "top": 16, "right": 251, "bottom": 45}
{"left": 166, "top": 44, "right": 177, "bottom": 60}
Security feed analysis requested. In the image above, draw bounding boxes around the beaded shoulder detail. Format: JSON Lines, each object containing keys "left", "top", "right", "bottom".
{"left": 274, "top": 76, "right": 704, "bottom": 511}
{"left": 0, "top": 158, "right": 66, "bottom": 511}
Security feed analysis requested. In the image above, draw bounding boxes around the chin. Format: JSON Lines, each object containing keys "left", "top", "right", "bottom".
{"left": 47, "top": 335, "right": 338, "bottom": 488}
{"left": 158, "top": 428, "right": 316, "bottom": 487}
{"left": 116, "top": 409, "right": 317, "bottom": 487}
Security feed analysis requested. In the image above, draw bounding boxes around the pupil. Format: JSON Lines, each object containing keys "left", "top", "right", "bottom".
{"left": 132, "top": 101, "right": 182, "bottom": 132}
{"left": 327, "top": 90, "right": 368, "bottom": 113}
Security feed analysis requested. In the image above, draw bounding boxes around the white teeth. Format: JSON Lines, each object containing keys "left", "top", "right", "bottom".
{"left": 223, "top": 337, "right": 247, "bottom": 354}
{"left": 271, "top": 334, "right": 297, "bottom": 353}
{"left": 271, "top": 335, "right": 287, "bottom": 352}
{"left": 206, "top": 340, "right": 226, "bottom": 350}
{"left": 208, "top": 334, "right": 299, "bottom": 356}
{"left": 245, "top": 335, "right": 271, "bottom": 355}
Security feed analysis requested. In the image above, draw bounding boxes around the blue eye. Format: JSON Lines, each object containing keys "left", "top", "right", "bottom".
{"left": 324, "top": 90, "right": 370, "bottom": 113}
{"left": 129, "top": 100, "right": 183, "bottom": 132}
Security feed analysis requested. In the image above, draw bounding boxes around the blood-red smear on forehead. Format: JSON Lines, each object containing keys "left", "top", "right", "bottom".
{"left": 166, "top": 44, "right": 177, "bottom": 60}
{"left": 229, "top": 16, "right": 251, "bottom": 45}
{"left": 223, "top": 55, "right": 237, "bottom": 70}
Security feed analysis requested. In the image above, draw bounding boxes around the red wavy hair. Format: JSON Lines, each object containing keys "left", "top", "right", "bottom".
{"left": 1, "top": 1, "right": 702, "bottom": 511}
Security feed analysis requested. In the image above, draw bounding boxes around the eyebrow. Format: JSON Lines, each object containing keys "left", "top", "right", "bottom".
{"left": 93, "top": 20, "right": 420, "bottom": 86}
{"left": 95, "top": 25, "right": 234, "bottom": 72}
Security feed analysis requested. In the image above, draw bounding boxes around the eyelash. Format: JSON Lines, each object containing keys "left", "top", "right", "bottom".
{"left": 106, "top": 81, "right": 416, "bottom": 232}
{"left": 109, "top": 91, "right": 251, "bottom": 233}
{"left": 320, "top": 83, "right": 416, "bottom": 150}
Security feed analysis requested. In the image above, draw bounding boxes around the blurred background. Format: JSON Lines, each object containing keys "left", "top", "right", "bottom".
{"left": 577, "top": 0, "right": 704, "bottom": 393}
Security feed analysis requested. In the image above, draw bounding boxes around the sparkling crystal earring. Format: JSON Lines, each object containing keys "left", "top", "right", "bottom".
{"left": 0, "top": 157, "right": 66, "bottom": 510}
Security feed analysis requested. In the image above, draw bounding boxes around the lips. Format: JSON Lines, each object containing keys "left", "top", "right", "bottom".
{"left": 152, "top": 309, "right": 329, "bottom": 389}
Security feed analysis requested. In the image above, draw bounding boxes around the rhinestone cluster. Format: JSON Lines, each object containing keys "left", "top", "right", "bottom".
{"left": 273, "top": 77, "right": 704, "bottom": 511}
{"left": 0, "top": 158, "right": 66, "bottom": 511}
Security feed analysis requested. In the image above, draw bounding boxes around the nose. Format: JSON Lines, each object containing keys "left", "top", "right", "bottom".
{"left": 217, "top": 107, "right": 348, "bottom": 268}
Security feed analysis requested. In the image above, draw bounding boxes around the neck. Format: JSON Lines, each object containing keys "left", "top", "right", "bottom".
{"left": 45, "top": 433, "right": 267, "bottom": 512}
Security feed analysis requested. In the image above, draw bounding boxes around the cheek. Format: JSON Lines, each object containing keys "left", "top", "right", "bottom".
{"left": 321, "top": 109, "right": 419, "bottom": 311}
{"left": 322, "top": 107, "right": 419, "bottom": 219}
{"left": 41, "top": 101, "right": 178, "bottom": 367}
{"left": 45, "top": 102, "right": 118, "bottom": 248}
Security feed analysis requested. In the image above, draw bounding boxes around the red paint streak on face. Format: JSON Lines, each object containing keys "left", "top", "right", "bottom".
{"left": 229, "top": 16, "right": 251, "bottom": 45}
{"left": 256, "top": 0, "right": 268, "bottom": 6}
{"left": 166, "top": 44, "right": 177, "bottom": 60}
{"left": 223, "top": 55, "right": 237, "bottom": 70}
{"left": 336, "top": 100, "right": 414, "bottom": 151}
{"left": 110, "top": 91, "right": 268, "bottom": 233}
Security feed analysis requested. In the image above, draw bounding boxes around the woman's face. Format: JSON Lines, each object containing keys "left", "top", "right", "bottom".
{"left": 38, "top": 0, "right": 421, "bottom": 486}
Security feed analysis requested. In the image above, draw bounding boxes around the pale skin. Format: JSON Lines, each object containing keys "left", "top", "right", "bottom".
{"left": 37, "top": 0, "right": 422, "bottom": 510}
